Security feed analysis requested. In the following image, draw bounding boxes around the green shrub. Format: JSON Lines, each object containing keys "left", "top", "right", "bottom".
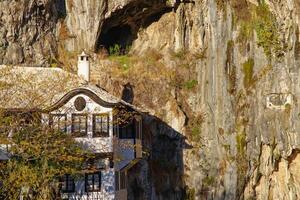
{"left": 184, "top": 79, "right": 198, "bottom": 90}
{"left": 237, "top": 21, "right": 254, "bottom": 45}
{"left": 242, "top": 58, "right": 254, "bottom": 88}
{"left": 109, "top": 44, "right": 121, "bottom": 56}
{"left": 187, "top": 114, "right": 206, "bottom": 142}
{"left": 236, "top": 132, "right": 246, "bottom": 155}
{"left": 202, "top": 176, "right": 215, "bottom": 187}
{"left": 184, "top": 188, "right": 195, "bottom": 200}
{"left": 235, "top": 2, "right": 285, "bottom": 60}
{"left": 254, "top": 2, "right": 285, "bottom": 59}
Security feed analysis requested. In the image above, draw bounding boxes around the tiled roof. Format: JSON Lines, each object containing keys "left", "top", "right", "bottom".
{"left": 0, "top": 65, "right": 140, "bottom": 111}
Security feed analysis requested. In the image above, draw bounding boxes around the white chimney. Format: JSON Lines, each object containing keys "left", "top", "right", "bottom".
{"left": 77, "top": 51, "right": 90, "bottom": 82}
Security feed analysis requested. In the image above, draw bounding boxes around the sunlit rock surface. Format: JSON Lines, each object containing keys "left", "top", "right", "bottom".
{"left": 2, "top": 0, "right": 300, "bottom": 199}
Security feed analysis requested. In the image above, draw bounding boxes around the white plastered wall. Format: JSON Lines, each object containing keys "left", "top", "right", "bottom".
{"left": 42, "top": 94, "right": 113, "bottom": 153}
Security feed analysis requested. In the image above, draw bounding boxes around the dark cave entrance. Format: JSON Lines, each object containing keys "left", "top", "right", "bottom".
{"left": 95, "top": 1, "right": 174, "bottom": 55}
{"left": 97, "top": 24, "right": 136, "bottom": 55}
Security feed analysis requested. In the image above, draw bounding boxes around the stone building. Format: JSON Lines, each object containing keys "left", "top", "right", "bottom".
{"left": 0, "top": 52, "right": 143, "bottom": 200}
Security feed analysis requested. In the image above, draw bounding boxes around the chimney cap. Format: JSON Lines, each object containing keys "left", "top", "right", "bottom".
{"left": 78, "top": 51, "right": 89, "bottom": 58}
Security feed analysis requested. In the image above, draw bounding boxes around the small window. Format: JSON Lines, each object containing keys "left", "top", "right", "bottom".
{"left": 80, "top": 56, "right": 84, "bottom": 61}
{"left": 74, "top": 97, "right": 86, "bottom": 111}
{"left": 86, "top": 57, "right": 89, "bottom": 61}
{"left": 71, "top": 114, "right": 87, "bottom": 137}
{"left": 119, "top": 123, "right": 134, "bottom": 139}
{"left": 93, "top": 114, "right": 109, "bottom": 137}
{"left": 60, "top": 174, "right": 75, "bottom": 193}
{"left": 50, "top": 114, "right": 67, "bottom": 133}
{"left": 85, "top": 172, "right": 101, "bottom": 192}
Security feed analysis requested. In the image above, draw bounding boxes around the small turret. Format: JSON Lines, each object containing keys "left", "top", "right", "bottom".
{"left": 77, "top": 51, "right": 90, "bottom": 82}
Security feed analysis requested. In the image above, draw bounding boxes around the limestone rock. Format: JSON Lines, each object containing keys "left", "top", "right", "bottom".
{"left": 3, "top": 0, "right": 300, "bottom": 200}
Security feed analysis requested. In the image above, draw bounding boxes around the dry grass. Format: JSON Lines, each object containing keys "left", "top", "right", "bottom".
{"left": 59, "top": 22, "right": 71, "bottom": 41}
{"left": 92, "top": 48, "right": 199, "bottom": 114}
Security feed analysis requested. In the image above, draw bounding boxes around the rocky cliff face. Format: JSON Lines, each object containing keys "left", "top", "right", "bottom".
{"left": 2, "top": 0, "right": 300, "bottom": 200}
{"left": 0, "top": 0, "right": 59, "bottom": 65}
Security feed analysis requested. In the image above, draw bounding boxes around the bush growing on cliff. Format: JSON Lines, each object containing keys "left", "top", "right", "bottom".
{"left": 235, "top": 1, "right": 286, "bottom": 60}
{"left": 184, "top": 79, "right": 198, "bottom": 90}
{"left": 187, "top": 114, "right": 206, "bottom": 142}
{"left": 254, "top": 2, "right": 286, "bottom": 59}
{"left": 109, "top": 44, "right": 121, "bottom": 56}
{"left": 184, "top": 187, "right": 196, "bottom": 200}
{"left": 242, "top": 58, "right": 254, "bottom": 89}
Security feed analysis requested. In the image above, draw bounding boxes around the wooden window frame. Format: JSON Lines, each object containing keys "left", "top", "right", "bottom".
{"left": 49, "top": 114, "right": 67, "bottom": 133}
{"left": 85, "top": 171, "right": 101, "bottom": 192}
{"left": 71, "top": 114, "right": 88, "bottom": 137}
{"left": 60, "top": 174, "right": 75, "bottom": 193}
{"left": 92, "top": 113, "right": 109, "bottom": 137}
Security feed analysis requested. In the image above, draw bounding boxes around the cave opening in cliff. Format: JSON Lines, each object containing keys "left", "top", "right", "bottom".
{"left": 95, "top": 2, "right": 174, "bottom": 55}
{"left": 97, "top": 24, "right": 136, "bottom": 55}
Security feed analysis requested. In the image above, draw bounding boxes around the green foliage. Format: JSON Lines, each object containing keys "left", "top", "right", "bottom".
{"left": 235, "top": 1, "right": 285, "bottom": 60}
{"left": 242, "top": 58, "right": 254, "bottom": 88}
{"left": 109, "top": 55, "right": 132, "bottom": 72}
{"left": 184, "top": 79, "right": 198, "bottom": 90}
{"left": 109, "top": 44, "right": 121, "bottom": 56}
{"left": 184, "top": 187, "right": 196, "bottom": 200}
{"left": 254, "top": 2, "right": 285, "bottom": 59}
{"left": 237, "top": 21, "right": 254, "bottom": 45}
{"left": 236, "top": 132, "right": 246, "bottom": 155}
{"left": 48, "top": 56, "right": 59, "bottom": 68}
{"left": 202, "top": 176, "right": 215, "bottom": 187}
{"left": 187, "top": 114, "right": 206, "bottom": 142}
{"left": 108, "top": 44, "right": 131, "bottom": 56}
{"left": 0, "top": 115, "right": 93, "bottom": 199}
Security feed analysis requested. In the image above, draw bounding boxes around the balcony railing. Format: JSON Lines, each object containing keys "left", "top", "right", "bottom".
{"left": 61, "top": 191, "right": 107, "bottom": 200}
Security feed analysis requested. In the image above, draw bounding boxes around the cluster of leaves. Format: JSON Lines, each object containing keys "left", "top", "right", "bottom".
{"left": 0, "top": 113, "right": 93, "bottom": 199}
{"left": 254, "top": 2, "right": 286, "bottom": 59}
{"left": 236, "top": 132, "right": 246, "bottom": 156}
{"left": 234, "top": 1, "right": 286, "bottom": 60}
{"left": 183, "top": 80, "right": 198, "bottom": 90}
{"left": 109, "top": 44, "right": 121, "bottom": 56}
{"left": 108, "top": 44, "right": 131, "bottom": 56}
{"left": 184, "top": 187, "right": 196, "bottom": 200}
